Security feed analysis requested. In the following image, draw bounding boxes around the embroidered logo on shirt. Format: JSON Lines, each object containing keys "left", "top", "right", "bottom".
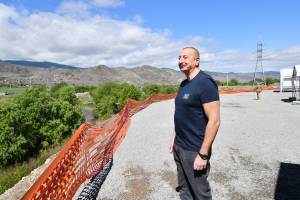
{"left": 183, "top": 93, "right": 190, "bottom": 100}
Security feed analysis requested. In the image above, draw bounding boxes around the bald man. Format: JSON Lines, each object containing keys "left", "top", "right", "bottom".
{"left": 169, "top": 47, "right": 220, "bottom": 200}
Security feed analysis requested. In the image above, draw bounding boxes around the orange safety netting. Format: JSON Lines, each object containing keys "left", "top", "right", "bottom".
{"left": 21, "top": 93, "right": 176, "bottom": 200}
{"left": 21, "top": 87, "right": 274, "bottom": 200}
{"left": 219, "top": 86, "right": 274, "bottom": 94}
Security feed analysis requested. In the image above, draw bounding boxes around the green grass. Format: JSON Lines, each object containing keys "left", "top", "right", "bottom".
{"left": 0, "top": 96, "right": 13, "bottom": 103}
{"left": 0, "top": 86, "right": 27, "bottom": 95}
{"left": 0, "top": 137, "right": 70, "bottom": 194}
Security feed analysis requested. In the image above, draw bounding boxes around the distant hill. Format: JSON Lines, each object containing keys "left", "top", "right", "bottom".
{"left": 1, "top": 60, "right": 77, "bottom": 70}
{"left": 0, "top": 60, "right": 280, "bottom": 86}
{"left": 210, "top": 71, "right": 280, "bottom": 83}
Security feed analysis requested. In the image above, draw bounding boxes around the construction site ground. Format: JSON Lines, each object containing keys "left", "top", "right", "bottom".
{"left": 97, "top": 90, "right": 300, "bottom": 200}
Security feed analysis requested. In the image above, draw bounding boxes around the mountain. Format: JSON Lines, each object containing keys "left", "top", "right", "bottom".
{"left": 0, "top": 60, "right": 279, "bottom": 86}
{"left": 210, "top": 71, "right": 280, "bottom": 82}
{"left": 1, "top": 60, "right": 77, "bottom": 69}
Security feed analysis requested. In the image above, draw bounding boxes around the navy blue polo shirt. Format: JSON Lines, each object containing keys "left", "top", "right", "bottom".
{"left": 174, "top": 70, "right": 219, "bottom": 152}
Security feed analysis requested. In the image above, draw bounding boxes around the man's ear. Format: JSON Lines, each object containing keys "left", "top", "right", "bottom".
{"left": 195, "top": 57, "right": 200, "bottom": 65}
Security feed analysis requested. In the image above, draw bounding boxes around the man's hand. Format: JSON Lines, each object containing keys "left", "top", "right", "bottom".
{"left": 193, "top": 155, "right": 207, "bottom": 171}
{"left": 169, "top": 131, "right": 176, "bottom": 153}
{"left": 168, "top": 143, "right": 174, "bottom": 153}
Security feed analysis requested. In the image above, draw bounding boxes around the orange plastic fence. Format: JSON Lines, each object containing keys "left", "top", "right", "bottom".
{"left": 21, "top": 93, "right": 176, "bottom": 200}
{"left": 219, "top": 86, "right": 274, "bottom": 94}
{"left": 21, "top": 87, "right": 273, "bottom": 200}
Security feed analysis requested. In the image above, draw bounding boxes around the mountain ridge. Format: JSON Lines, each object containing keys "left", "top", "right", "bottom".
{"left": 1, "top": 60, "right": 78, "bottom": 70}
{"left": 0, "top": 60, "right": 279, "bottom": 86}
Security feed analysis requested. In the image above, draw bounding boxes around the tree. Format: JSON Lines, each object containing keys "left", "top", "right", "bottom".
{"left": 0, "top": 86, "right": 84, "bottom": 166}
{"left": 118, "top": 83, "right": 142, "bottom": 107}
{"left": 94, "top": 96, "right": 118, "bottom": 120}
{"left": 215, "top": 80, "right": 225, "bottom": 86}
{"left": 142, "top": 84, "right": 160, "bottom": 96}
{"left": 75, "top": 85, "right": 95, "bottom": 93}
{"left": 50, "top": 82, "right": 69, "bottom": 93}
{"left": 90, "top": 82, "right": 179, "bottom": 120}
{"left": 228, "top": 79, "right": 239, "bottom": 86}
{"left": 91, "top": 82, "right": 143, "bottom": 119}
{"left": 52, "top": 85, "right": 79, "bottom": 106}
{"left": 91, "top": 82, "right": 121, "bottom": 102}
{"left": 265, "top": 77, "right": 279, "bottom": 86}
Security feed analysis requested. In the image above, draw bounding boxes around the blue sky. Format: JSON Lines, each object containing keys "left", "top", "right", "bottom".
{"left": 0, "top": 0, "right": 300, "bottom": 72}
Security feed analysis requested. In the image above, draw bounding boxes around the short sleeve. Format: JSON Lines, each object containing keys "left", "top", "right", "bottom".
{"left": 199, "top": 78, "right": 219, "bottom": 104}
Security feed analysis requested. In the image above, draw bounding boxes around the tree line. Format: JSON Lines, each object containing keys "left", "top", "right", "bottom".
{"left": 215, "top": 77, "right": 279, "bottom": 86}
{"left": 89, "top": 82, "right": 178, "bottom": 120}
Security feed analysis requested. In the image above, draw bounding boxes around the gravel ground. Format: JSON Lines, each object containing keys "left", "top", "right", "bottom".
{"left": 97, "top": 99, "right": 178, "bottom": 200}
{"left": 96, "top": 90, "right": 300, "bottom": 200}
{"left": 2, "top": 90, "right": 300, "bottom": 199}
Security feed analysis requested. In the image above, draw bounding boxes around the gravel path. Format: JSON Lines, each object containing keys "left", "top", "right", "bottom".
{"left": 97, "top": 91, "right": 300, "bottom": 200}
{"left": 97, "top": 99, "right": 178, "bottom": 200}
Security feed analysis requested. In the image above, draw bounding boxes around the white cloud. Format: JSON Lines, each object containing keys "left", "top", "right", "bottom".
{"left": 200, "top": 45, "right": 300, "bottom": 72}
{"left": 56, "top": 1, "right": 91, "bottom": 17}
{"left": 0, "top": 3, "right": 18, "bottom": 23}
{"left": 0, "top": 3, "right": 299, "bottom": 72}
{"left": 132, "top": 14, "right": 144, "bottom": 24}
{"left": 0, "top": 3, "right": 202, "bottom": 69}
{"left": 92, "top": 0, "right": 124, "bottom": 7}
{"left": 263, "top": 46, "right": 300, "bottom": 70}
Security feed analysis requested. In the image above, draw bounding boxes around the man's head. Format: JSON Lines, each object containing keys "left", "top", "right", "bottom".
{"left": 178, "top": 47, "right": 200, "bottom": 73}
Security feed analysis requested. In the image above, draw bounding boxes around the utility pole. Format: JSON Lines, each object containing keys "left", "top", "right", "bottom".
{"left": 253, "top": 42, "right": 266, "bottom": 86}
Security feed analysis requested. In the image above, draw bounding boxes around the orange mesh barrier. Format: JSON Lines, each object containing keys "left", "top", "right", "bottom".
{"left": 219, "top": 86, "right": 274, "bottom": 94}
{"left": 21, "top": 87, "right": 274, "bottom": 199}
{"left": 21, "top": 93, "right": 176, "bottom": 200}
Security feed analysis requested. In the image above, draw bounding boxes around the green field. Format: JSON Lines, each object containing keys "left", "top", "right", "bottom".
{"left": 0, "top": 86, "right": 27, "bottom": 95}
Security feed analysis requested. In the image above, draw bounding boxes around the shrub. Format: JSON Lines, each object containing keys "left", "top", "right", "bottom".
{"left": 0, "top": 85, "right": 84, "bottom": 167}
{"left": 91, "top": 82, "right": 178, "bottom": 120}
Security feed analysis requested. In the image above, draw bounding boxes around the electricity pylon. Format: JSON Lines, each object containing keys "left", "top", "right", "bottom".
{"left": 253, "top": 42, "right": 266, "bottom": 86}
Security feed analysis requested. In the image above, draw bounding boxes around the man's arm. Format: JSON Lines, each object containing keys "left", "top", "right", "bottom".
{"left": 199, "top": 100, "right": 221, "bottom": 155}
{"left": 194, "top": 100, "right": 220, "bottom": 170}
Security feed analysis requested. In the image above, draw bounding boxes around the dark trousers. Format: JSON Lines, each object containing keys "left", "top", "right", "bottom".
{"left": 173, "top": 144, "right": 212, "bottom": 200}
